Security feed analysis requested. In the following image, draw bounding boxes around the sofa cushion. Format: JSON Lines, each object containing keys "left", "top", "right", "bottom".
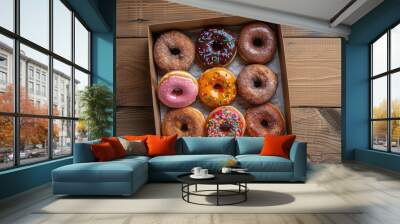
{"left": 147, "top": 135, "right": 177, "bottom": 157}
{"left": 236, "top": 155, "right": 293, "bottom": 172}
{"left": 235, "top": 137, "right": 264, "bottom": 155}
{"left": 73, "top": 140, "right": 100, "bottom": 163}
{"left": 149, "top": 154, "right": 235, "bottom": 172}
{"left": 53, "top": 158, "right": 147, "bottom": 183}
{"left": 91, "top": 142, "right": 118, "bottom": 161}
{"left": 101, "top": 137, "right": 127, "bottom": 158}
{"left": 260, "top": 134, "right": 296, "bottom": 159}
{"left": 179, "top": 137, "right": 235, "bottom": 155}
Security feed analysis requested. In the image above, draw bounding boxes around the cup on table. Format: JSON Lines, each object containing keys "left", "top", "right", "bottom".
{"left": 191, "top": 167, "right": 202, "bottom": 176}
{"left": 199, "top": 169, "right": 208, "bottom": 176}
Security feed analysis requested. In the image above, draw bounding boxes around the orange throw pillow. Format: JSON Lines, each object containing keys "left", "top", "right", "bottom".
{"left": 146, "top": 135, "right": 177, "bottom": 157}
{"left": 91, "top": 142, "right": 117, "bottom": 162}
{"left": 101, "top": 137, "right": 127, "bottom": 158}
{"left": 260, "top": 134, "right": 296, "bottom": 159}
{"left": 124, "top": 135, "right": 149, "bottom": 141}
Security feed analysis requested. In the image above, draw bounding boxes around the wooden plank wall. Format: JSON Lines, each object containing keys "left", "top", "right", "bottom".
{"left": 116, "top": 0, "right": 342, "bottom": 163}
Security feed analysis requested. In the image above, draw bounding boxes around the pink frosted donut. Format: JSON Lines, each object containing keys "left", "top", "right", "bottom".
{"left": 158, "top": 71, "right": 198, "bottom": 108}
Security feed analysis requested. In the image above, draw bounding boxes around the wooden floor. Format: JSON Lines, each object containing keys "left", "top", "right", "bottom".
{"left": 1, "top": 162, "right": 400, "bottom": 224}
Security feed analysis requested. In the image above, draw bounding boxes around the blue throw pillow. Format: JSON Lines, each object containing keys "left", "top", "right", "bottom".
{"left": 235, "top": 137, "right": 264, "bottom": 155}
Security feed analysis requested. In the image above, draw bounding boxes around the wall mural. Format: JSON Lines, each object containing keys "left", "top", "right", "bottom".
{"left": 151, "top": 20, "right": 291, "bottom": 137}
{"left": 116, "top": 0, "right": 342, "bottom": 163}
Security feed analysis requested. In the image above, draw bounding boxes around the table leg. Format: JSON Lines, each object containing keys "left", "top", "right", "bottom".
{"left": 187, "top": 184, "right": 190, "bottom": 202}
{"left": 195, "top": 184, "right": 198, "bottom": 192}
{"left": 245, "top": 183, "right": 247, "bottom": 201}
{"left": 216, "top": 184, "right": 219, "bottom": 206}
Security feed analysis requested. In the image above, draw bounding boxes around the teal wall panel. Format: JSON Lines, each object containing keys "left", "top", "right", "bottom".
{"left": 0, "top": 158, "right": 72, "bottom": 199}
{"left": 345, "top": 0, "right": 400, "bottom": 171}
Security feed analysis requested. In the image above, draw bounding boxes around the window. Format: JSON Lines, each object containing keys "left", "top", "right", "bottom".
{"left": 20, "top": 0, "right": 49, "bottom": 49}
{"left": 0, "top": 0, "right": 91, "bottom": 170}
{"left": 0, "top": 72, "right": 6, "bottom": 85}
{"left": 0, "top": 55, "right": 7, "bottom": 67}
{"left": 28, "top": 81, "right": 34, "bottom": 94}
{"left": 75, "top": 18, "right": 90, "bottom": 70}
{"left": 371, "top": 23, "right": 400, "bottom": 153}
{"left": 28, "top": 67, "right": 34, "bottom": 80}
{"left": 0, "top": 0, "right": 14, "bottom": 32}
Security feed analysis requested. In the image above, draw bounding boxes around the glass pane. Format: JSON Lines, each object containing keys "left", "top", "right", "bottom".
{"left": 372, "top": 121, "right": 388, "bottom": 151}
{"left": 20, "top": 44, "right": 49, "bottom": 115}
{"left": 0, "top": 116, "right": 14, "bottom": 170}
{"left": 20, "top": 0, "right": 49, "bottom": 49}
{"left": 74, "top": 69, "right": 89, "bottom": 118}
{"left": 20, "top": 117, "right": 49, "bottom": 165}
{"left": 75, "top": 120, "right": 88, "bottom": 143}
{"left": 74, "top": 18, "right": 89, "bottom": 70}
{"left": 392, "top": 24, "right": 400, "bottom": 70}
{"left": 391, "top": 120, "right": 400, "bottom": 153}
{"left": 0, "top": 34, "right": 14, "bottom": 112}
{"left": 53, "top": 119, "right": 72, "bottom": 157}
{"left": 0, "top": 0, "right": 14, "bottom": 31}
{"left": 372, "top": 33, "right": 387, "bottom": 76}
{"left": 391, "top": 72, "right": 400, "bottom": 118}
{"left": 53, "top": 59, "right": 72, "bottom": 117}
{"left": 372, "top": 76, "right": 387, "bottom": 119}
{"left": 53, "top": 0, "right": 72, "bottom": 60}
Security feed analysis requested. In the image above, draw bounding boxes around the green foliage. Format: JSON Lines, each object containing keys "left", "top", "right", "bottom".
{"left": 79, "top": 84, "right": 113, "bottom": 140}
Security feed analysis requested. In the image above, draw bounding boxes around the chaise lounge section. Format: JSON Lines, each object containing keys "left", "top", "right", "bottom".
{"left": 52, "top": 137, "right": 307, "bottom": 196}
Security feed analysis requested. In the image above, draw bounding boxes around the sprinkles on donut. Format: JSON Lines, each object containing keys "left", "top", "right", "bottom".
{"left": 206, "top": 106, "right": 246, "bottom": 137}
{"left": 196, "top": 27, "right": 237, "bottom": 69}
{"left": 198, "top": 67, "right": 237, "bottom": 108}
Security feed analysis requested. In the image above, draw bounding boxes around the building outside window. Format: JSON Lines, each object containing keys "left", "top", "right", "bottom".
{"left": 0, "top": 0, "right": 91, "bottom": 170}
{"left": 370, "top": 22, "right": 400, "bottom": 154}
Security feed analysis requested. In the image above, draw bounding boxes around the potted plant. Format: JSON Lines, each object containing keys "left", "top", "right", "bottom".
{"left": 79, "top": 84, "right": 113, "bottom": 140}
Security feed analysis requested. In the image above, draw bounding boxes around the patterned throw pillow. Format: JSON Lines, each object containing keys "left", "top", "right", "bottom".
{"left": 118, "top": 137, "right": 147, "bottom": 156}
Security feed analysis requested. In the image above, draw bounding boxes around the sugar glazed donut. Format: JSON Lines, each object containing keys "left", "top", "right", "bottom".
{"left": 198, "top": 67, "right": 237, "bottom": 108}
{"left": 245, "top": 103, "right": 285, "bottom": 136}
{"left": 153, "top": 31, "right": 195, "bottom": 72}
{"left": 162, "top": 107, "right": 205, "bottom": 137}
{"left": 237, "top": 64, "right": 277, "bottom": 104}
{"left": 206, "top": 106, "right": 245, "bottom": 137}
{"left": 196, "top": 27, "right": 237, "bottom": 69}
{"left": 157, "top": 71, "right": 198, "bottom": 108}
{"left": 238, "top": 22, "right": 277, "bottom": 64}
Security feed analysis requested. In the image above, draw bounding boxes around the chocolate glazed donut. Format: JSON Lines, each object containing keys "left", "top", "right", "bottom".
{"left": 237, "top": 64, "right": 277, "bottom": 105}
{"left": 154, "top": 31, "right": 195, "bottom": 72}
{"left": 162, "top": 107, "right": 205, "bottom": 137}
{"left": 238, "top": 22, "right": 277, "bottom": 64}
{"left": 245, "top": 103, "right": 285, "bottom": 136}
{"left": 196, "top": 27, "right": 237, "bottom": 69}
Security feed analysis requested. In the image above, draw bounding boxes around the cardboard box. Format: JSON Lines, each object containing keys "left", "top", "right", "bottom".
{"left": 148, "top": 16, "right": 292, "bottom": 136}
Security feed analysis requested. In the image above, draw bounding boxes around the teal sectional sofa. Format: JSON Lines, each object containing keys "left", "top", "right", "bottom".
{"left": 52, "top": 137, "right": 307, "bottom": 196}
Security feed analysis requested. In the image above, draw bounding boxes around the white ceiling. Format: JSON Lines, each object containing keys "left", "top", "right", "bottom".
{"left": 169, "top": 0, "right": 384, "bottom": 38}
{"left": 226, "top": 0, "right": 352, "bottom": 23}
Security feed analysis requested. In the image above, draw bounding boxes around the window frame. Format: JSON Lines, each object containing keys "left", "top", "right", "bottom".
{"left": 0, "top": 0, "right": 92, "bottom": 171}
{"left": 370, "top": 20, "right": 400, "bottom": 154}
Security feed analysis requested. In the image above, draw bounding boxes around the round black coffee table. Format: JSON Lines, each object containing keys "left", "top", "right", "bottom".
{"left": 177, "top": 173, "right": 255, "bottom": 206}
